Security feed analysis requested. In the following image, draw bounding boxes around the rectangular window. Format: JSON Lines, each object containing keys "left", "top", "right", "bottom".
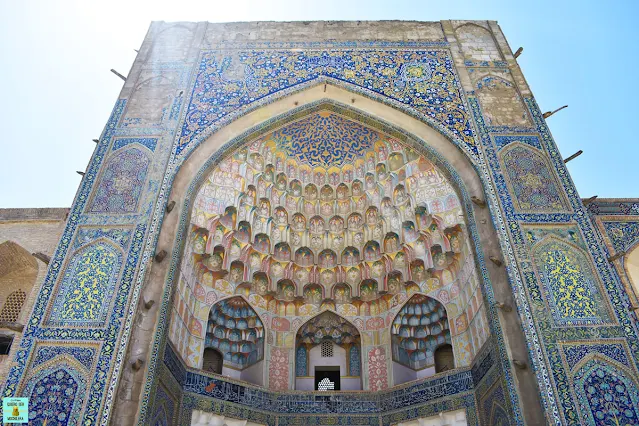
{"left": 0, "top": 336, "right": 14, "bottom": 355}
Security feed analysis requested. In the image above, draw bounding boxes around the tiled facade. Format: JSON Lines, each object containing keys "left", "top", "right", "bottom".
{"left": 0, "top": 20, "right": 637, "bottom": 426}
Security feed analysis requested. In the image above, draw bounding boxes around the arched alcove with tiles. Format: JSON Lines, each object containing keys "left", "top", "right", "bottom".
{"left": 391, "top": 293, "right": 454, "bottom": 385}
{"left": 294, "top": 310, "right": 362, "bottom": 390}
{"left": 203, "top": 296, "right": 264, "bottom": 385}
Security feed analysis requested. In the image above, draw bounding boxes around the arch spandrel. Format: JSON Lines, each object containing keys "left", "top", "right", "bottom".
{"left": 176, "top": 49, "right": 478, "bottom": 158}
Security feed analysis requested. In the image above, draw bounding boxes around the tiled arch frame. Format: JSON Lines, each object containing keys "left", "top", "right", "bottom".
{"left": 18, "top": 355, "right": 89, "bottom": 425}
{"left": 44, "top": 238, "right": 126, "bottom": 328}
{"left": 529, "top": 234, "right": 615, "bottom": 327}
{"left": 570, "top": 354, "right": 639, "bottom": 425}
{"left": 130, "top": 82, "right": 540, "bottom": 424}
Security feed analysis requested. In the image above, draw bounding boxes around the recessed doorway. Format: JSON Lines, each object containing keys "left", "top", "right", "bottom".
{"left": 315, "top": 366, "right": 340, "bottom": 391}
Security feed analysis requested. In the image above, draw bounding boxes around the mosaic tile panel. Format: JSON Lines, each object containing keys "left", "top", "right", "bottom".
{"left": 268, "top": 348, "right": 290, "bottom": 391}
{"left": 587, "top": 200, "right": 639, "bottom": 217}
{"left": 525, "top": 227, "right": 613, "bottom": 326}
{"left": 534, "top": 238, "right": 604, "bottom": 325}
{"left": 112, "top": 137, "right": 159, "bottom": 152}
{"left": 492, "top": 135, "right": 542, "bottom": 151}
{"left": 151, "top": 382, "right": 177, "bottom": 426}
{"left": 272, "top": 110, "right": 381, "bottom": 168}
{"left": 295, "top": 345, "right": 307, "bottom": 377}
{"left": 178, "top": 49, "right": 475, "bottom": 155}
{"left": 573, "top": 358, "right": 639, "bottom": 425}
{"left": 31, "top": 345, "right": 96, "bottom": 371}
{"left": 349, "top": 345, "right": 361, "bottom": 377}
{"left": 479, "top": 381, "right": 511, "bottom": 426}
{"left": 500, "top": 144, "right": 568, "bottom": 212}
{"left": 71, "top": 228, "right": 132, "bottom": 252}
{"left": 48, "top": 241, "right": 124, "bottom": 327}
{"left": 368, "top": 347, "right": 388, "bottom": 392}
{"left": 602, "top": 221, "right": 639, "bottom": 253}
{"left": 23, "top": 364, "right": 88, "bottom": 426}
{"left": 88, "top": 147, "right": 150, "bottom": 214}
{"left": 562, "top": 342, "right": 630, "bottom": 370}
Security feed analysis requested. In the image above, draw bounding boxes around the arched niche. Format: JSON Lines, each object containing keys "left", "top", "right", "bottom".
{"left": 168, "top": 101, "right": 493, "bottom": 385}
{"left": 391, "top": 293, "right": 453, "bottom": 385}
{"left": 202, "top": 347, "right": 223, "bottom": 374}
{"left": 454, "top": 23, "right": 502, "bottom": 62}
{"left": 0, "top": 241, "right": 38, "bottom": 357}
{"left": 203, "top": 296, "right": 265, "bottom": 385}
{"left": 434, "top": 344, "right": 454, "bottom": 373}
{"left": 138, "top": 81, "right": 542, "bottom": 422}
{"left": 530, "top": 235, "right": 610, "bottom": 326}
{"left": 294, "top": 311, "right": 362, "bottom": 391}
{"left": 0, "top": 241, "right": 38, "bottom": 320}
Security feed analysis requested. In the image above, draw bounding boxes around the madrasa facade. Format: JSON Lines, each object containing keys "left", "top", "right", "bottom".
{"left": 0, "top": 20, "right": 638, "bottom": 426}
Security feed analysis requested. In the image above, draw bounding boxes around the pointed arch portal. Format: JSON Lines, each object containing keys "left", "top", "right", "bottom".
{"left": 132, "top": 78, "right": 544, "bottom": 423}
{"left": 166, "top": 94, "right": 493, "bottom": 394}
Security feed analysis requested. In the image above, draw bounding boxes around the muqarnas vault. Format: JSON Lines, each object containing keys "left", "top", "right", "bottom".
{"left": 1, "top": 20, "right": 639, "bottom": 426}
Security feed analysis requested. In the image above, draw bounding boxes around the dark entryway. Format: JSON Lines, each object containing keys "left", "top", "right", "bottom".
{"left": 315, "top": 366, "right": 340, "bottom": 391}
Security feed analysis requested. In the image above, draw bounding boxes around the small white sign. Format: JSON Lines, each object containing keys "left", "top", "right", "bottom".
{"left": 3, "top": 397, "right": 28, "bottom": 423}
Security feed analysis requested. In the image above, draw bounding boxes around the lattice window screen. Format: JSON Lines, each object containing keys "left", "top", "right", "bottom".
{"left": 318, "top": 377, "right": 335, "bottom": 391}
{"left": 0, "top": 290, "right": 26, "bottom": 322}
{"left": 321, "top": 341, "right": 333, "bottom": 358}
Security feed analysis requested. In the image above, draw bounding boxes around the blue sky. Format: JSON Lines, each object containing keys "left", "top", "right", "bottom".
{"left": 1, "top": 0, "right": 637, "bottom": 207}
